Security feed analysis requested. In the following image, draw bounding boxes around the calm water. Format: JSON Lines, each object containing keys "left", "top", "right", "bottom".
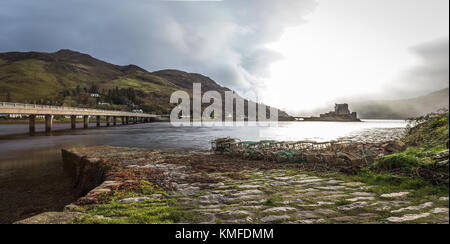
{"left": 0, "top": 120, "right": 406, "bottom": 223}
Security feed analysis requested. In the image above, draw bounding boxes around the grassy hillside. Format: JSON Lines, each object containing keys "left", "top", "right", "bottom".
{"left": 0, "top": 49, "right": 291, "bottom": 118}
{"left": 0, "top": 50, "right": 179, "bottom": 114}
{"left": 372, "top": 111, "right": 449, "bottom": 185}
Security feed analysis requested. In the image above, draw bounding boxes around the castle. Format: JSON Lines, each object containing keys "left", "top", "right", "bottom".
{"left": 319, "top": 104, "right": 359, "bottom": 121}
{"left": 298, "top": 103, "right": 361, "bottom": 122}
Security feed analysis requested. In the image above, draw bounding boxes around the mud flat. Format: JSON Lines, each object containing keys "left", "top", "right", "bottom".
{"left": 15, "top": 145, "right": 448, "bottom": 224}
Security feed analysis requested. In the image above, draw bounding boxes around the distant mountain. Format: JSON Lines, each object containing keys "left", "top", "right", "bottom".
{"left": 153, "top": 69, "right": 232, "bottom": 94}
{"left": 0, "top": 49, "right": 290, "bottom": 119}
{"left": 350, "top": 88, "right": 449, "bottom": 119}
{"left": 294, "top": 88, "right": 449, "bottom": 120}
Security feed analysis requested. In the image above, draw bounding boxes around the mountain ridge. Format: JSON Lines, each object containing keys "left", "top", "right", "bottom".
{"left": 351, "top": 88, "right": 449, "bottom": 119}
{"left": 0, "top": 49, "right": 291, "bottom": 118}
{"left": 296, "top": 88, "right": 449, "bottom": 120}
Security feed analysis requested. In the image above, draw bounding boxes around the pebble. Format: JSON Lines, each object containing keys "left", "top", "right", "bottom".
{"left": 217, "top": 210, "right": 250, "bottom": 218}
{"left": 261, "top": 215, "right": 291, "bottom": 223}
{"left": 430, "top": 208, "right": 449, "bottom": 214}
{"left": 121, "top": 197, "right": 152, "bottom": 202}
{"left": 292, "top": 179, "right": 323, "bottom": 184}
{"left": 337, "top": 201, "right": 369, "bottom": 211}
{"left": 233, "top": 189, "right": 263, "bottom": 196}
{"left": 386, "top": 213, "right": 431, "bottom": 223}
{"left": 263, "top": 207, "right": 297, "bottom": 213}
{"left": 391, "top": 202, "right": 433, "bottom": 213}
{"left": 380, "top": 192, "right": 410, "bottom": 198}
{"left": 350, "top": 192, "right": 375, "bottom": 197}
{"left": 238, "top": 184, "right": 260, "bottom": 189}
{"left": 327, "top": 180, "right": 344, "bottom": 184}
{"left": 439, "top": 197, "right": 449, "bottom": 202}
{"left": 316, "top": 186, "right": 346, "bottom": 191}
{"left": 346, "top": 197, "right": 375, "bottom": 202}
{"left": 341, "top": 182, "right": 364, "bottom": 187}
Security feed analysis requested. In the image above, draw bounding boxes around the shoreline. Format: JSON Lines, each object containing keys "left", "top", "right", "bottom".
{"left": 0, "top": 118, "right": 407, "bottom": 125}
{"left": 15, "top": 138, "right": 448, "bottom": 224}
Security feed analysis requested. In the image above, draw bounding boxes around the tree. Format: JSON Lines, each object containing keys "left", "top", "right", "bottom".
{"left": 89, "top": 84, "right": 99, "bottom": 93}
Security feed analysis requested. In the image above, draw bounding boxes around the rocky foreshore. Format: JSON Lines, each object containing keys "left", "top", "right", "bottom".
{"left": 15, "top": 137, "right": 449, "bottom": 224}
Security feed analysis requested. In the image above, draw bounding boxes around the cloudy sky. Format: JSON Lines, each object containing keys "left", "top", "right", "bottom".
{"left": 0, "top": 0, "right": 448, "bottom": 113}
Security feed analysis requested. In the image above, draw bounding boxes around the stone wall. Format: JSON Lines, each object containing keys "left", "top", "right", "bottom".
{"left": 62, "top": 149, "right": 110, "bottom": 197}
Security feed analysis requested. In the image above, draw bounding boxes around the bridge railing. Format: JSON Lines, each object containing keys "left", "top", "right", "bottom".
{"left": 0, "top": 102, "right": 148, "bottom": 116}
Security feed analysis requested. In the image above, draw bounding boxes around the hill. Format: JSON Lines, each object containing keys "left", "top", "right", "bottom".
{"left": 0, "top": 49, "right": 290, "bottom": 119}
{"left": 351, "top": 88, "right": 449, "bottom": 119}
{"left": 298, "top": 88, "right": 449, "bottom": 120}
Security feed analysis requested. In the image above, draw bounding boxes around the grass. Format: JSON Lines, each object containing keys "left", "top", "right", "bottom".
{"left": 404, "top": 111, "right": 449, "bottom": 149}
{"left": 372, "top": 153, "right": 421, "bottom": 171}
{"left": 264, "top": 195, "right": 285, "bottom": 207}
{"left": 71, "top": 181, "right": 202, "bottom": 224}
{"left": 335, "top": 199, "right": 352, "bottom": 206}
{"left": 0, "top": 54, "right": 181, "bottom": 114}
{"left": 368, "top": 111, "right": 449, "bottom": 184}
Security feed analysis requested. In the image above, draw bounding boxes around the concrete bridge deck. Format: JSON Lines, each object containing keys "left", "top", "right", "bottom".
{"left": 0, "top": 102, "right": 158, "bottom": 135}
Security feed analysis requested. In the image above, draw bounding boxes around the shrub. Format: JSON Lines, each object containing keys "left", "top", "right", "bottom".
{"left": 404, "top": 111, "right": 449, "bottom": 149}
{"left": 372, "top": 153, "right": 420, "bottom": 171}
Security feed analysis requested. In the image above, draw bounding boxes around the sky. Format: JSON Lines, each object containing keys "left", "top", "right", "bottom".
{"left": 0, "top": 0, "right": 448, "bottom": 113}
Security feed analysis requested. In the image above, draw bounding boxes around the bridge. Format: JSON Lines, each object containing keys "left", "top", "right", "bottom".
{"left": 0, "top": 102, "right": 159, "bottom": 135}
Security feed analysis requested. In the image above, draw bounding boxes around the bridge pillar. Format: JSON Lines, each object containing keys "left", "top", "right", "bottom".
{"left": 83, "top": 115, "right": 89, "bottom": 129}
{"left": 122, "top": 116, "right": 126, "bottom": 125}
{"left": 134, "top": 117, "right": 138, "bottom": 124}
{"left": 96, "top": 116, "right": 101, "bottom": 127}
{"left": 126, "top": 116, "right": 129, "bottom": 124}
{"left": 29, "top": 115, "right": 36, "bottom": 135}
{"left": 106, "top": 116, "right": 111, "bottom": 127}
{"left": 45, "top": 115, "right": 53, "bottom": 134}
{"left": 113, "top": 116, "right": 117, "bottom": 126}
{"left": 71, "top": 115, "right": 76, "bottom": 130}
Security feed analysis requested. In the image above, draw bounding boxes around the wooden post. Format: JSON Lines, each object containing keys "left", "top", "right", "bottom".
{"left": 29, "top": 114, "right": 36, "bottom": 135}
{"left": 71, "top": 115, "right": 76, "bottom": 130}
{"left": 83, "top": 115, "right": 89, "bottom": 129}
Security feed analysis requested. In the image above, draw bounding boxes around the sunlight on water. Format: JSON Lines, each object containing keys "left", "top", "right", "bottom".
{"left": 0, "top": 120, "right": 407, "bottom": 223}
{"left": 259, "top": 120, "right": 407, "bottom": 142}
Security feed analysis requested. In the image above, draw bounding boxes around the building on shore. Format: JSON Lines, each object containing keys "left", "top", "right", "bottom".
{"left": 319, "top": 104, "right": 359, "bottom": 121}
{"left": 297, "top": 103, "right": 361, "bottom": 122}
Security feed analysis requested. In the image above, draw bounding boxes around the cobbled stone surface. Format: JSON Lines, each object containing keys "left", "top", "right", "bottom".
{"left": 52, "top": 146, "right": 449, "bottom": 224}
{"left": 159, "top": 168, "right": 449, "bottom": 224}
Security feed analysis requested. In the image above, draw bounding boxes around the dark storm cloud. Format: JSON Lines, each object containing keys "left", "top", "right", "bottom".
{"left": 389, "top": 37, "right": 449, "bottom": 98}
{"left": 0, "top": 0, "right": 317, "bottom": 96}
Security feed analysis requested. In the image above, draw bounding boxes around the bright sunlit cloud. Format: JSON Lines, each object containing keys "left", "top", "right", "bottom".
{"left": 0, "top": 0, "right": 448, "bottom": 114}
{"left": 261, "top": 0, "right": 449, "bottom": 114}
